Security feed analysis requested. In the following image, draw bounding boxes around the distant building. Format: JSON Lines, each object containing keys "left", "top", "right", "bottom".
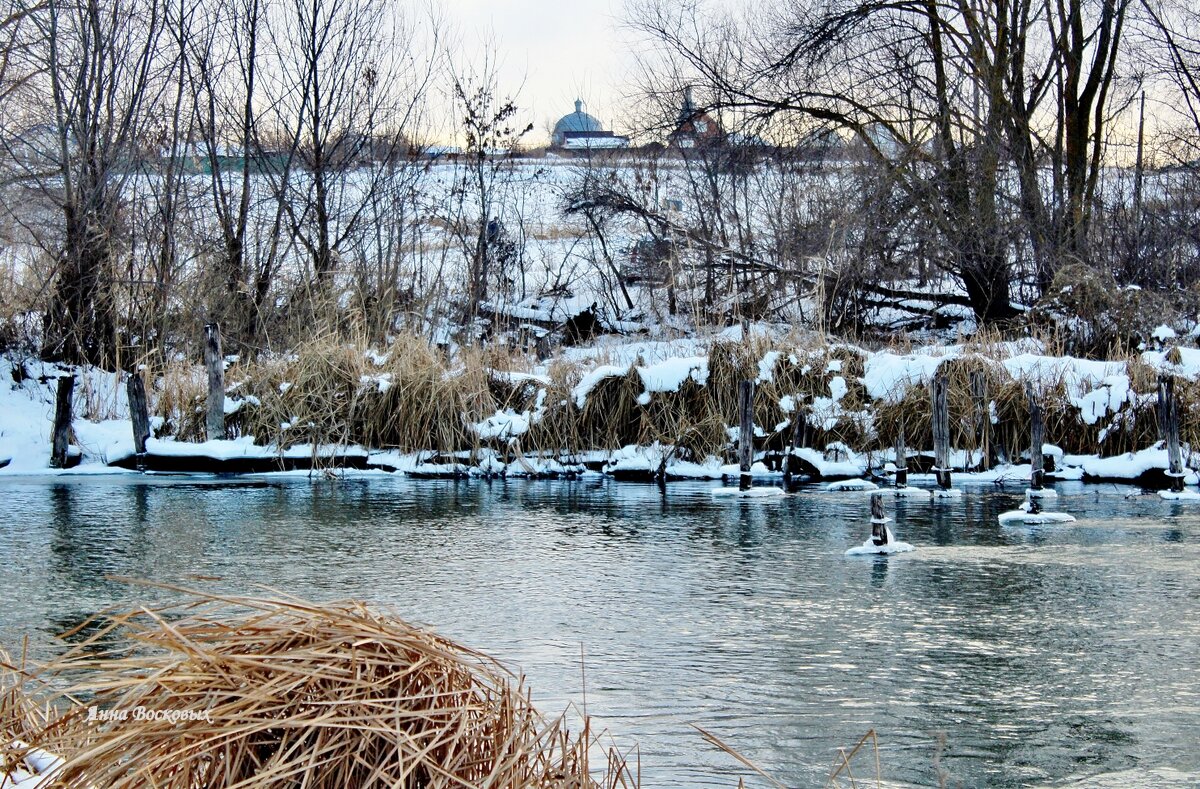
{"left": 668, "top": 87, "right": 722, "bottom": 149}
{"left": 550, "top": 99, "right": 628, "bottom": 150}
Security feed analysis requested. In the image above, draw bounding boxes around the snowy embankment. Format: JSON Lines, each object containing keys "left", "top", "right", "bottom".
{"left": 3, "top": 333, "right": 1200, "bottom": 487}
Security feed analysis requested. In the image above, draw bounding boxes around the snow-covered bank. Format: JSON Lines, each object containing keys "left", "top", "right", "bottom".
{"left": 3, "top": 334, "right": 1200, "bottom": 488}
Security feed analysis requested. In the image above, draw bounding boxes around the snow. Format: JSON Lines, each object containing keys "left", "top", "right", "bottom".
{"left": 1027, "top": 488, "right": 1058, "bottom": 499}
{"left": 1071, "top": 375, "right": 1132, "bottom": 425}
{"left": 472, "top": 409, "right": 531, "bottom": 440}
{"left": 711, "top": 486, "right": 787, "bottom": 498}
{"left": 1158, "top": 489, "right": 1200, "bottom": 500}
{"left": 931, "top": 488, "right": 963, "bottom": 499}
{"left": 571, "top": 364, "right": 628, "bottom": 408}
{"left": 861, "top": 350, "right": 952, "bottom": 401}
{"left": 825, "top": 479, "right": 878, "bottom": 491}
{"left": 791, "top": 447, "right": 868, "bottom": 478}
{"left": 1152, "top": 325, "right": 1177, "bottom": 342}
{"left": 572, "top": 356, "right": 709, "bottom": 410}
{"left": 892, "top": 486, "right": 933, "bottom": 498}
{"left": 1, "top": 742, "right": 64, "bottom": 787}
{"left": 1143, "top": 345, "right": 1200, "bottom": 376}
{"left": 756, "top": 350, "right": 780, "bottom": 383}
{"left": 636, "top": 356, "right": 709, "bottom": 394}
{"left": 845, "top": 526, "right": 914, "bottom": 555}
{"left": 359, "top": 373, "right": 393, "bottom": 393}
{"left": 1077, "top": 447, "right": 1200, "bottom": 484}
{"left": 998, "top": 502, "right": 1078, "bottom": 525}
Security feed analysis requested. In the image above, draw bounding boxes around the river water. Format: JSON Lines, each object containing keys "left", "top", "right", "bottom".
{"left": 1, "top": 475, "right": 1198, "bottom": 787}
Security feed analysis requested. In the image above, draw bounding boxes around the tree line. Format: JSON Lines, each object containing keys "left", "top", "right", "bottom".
{"left": 1, "top": 0, "right": 1198, "bottom": 371}
{"left": 620, "top": 0, "right": 1200, "bottom": 346}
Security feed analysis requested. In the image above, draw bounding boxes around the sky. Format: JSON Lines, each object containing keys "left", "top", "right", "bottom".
{"left": 441, "top": 0, "right": 640, "bottom": 145}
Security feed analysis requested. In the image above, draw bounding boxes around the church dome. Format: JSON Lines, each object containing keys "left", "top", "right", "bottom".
{"left": 551, "top": 100, "right": 604, "bottom": 146}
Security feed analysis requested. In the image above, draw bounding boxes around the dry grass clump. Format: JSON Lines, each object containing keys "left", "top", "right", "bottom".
{"left": 707, "top": 339, "right": 769, "bottom": 422}
{"left": 640, "top": 379, "right": 728, "bottom": 461}
{"left": 522, "top": 360, "right": 583, "bottom": 455}
{"left": 151, "top": 359, "right": 209, "bottom": 442}
{"left": 13, "top": 586, "right": 637, "bottom": 789}
{"left": 1029, "top": 263, "right": 1187, "bottom": 357}
{"left": 758, "top": 343, "right": 872, "bottom": 452}
{"left": 575, "top": 366, "right": 644, "bottom": 450}
{"left": 230, "top": 339, "right": 364, "bottom": 448}
{"left": 224, "top": 333, "right": 504, "bottom": 454}
{"left": 872, "top": 385, "right": 933, "bottom": 454}
{"left": 1, "top": 649, "right": 47, "bottom": 748}
{"left": 359, "top": 338, "right": 493, "bottom": 453}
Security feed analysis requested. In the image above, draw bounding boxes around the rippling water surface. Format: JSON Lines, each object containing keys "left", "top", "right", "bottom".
{"left": 2, "top": 476, "right": 1199, "bottom": 787}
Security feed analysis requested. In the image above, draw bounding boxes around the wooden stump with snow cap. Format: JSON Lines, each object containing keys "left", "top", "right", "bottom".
{"left": 846, "top": 492, "right": 914, "bottom": 555}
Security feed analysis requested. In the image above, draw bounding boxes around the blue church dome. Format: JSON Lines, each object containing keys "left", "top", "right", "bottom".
{"left": 551, "top": 100, "right": 604, "bottom": 146}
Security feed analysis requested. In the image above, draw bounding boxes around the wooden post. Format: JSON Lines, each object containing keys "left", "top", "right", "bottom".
{"left": 738, "top": 379, "right": 754, "bottom": 489}
{"left": 870, "top": 492, "right": 888, "bottom": 545}
{"left": 894, "top": 419, "right": 908, "bottom": 488}
{"left": 127, "top": 371, "right": 151, "bottom": 464}
{"left": 50, "top": 375, "right": 75, "bottom": 469}
{"left": 1161, "top": 374, "right": 1186, "bottom": 493}
{"left": 204, "top": 322, "right": 226, "bottom": 441}
{"left": 784, "top": 401, "right": 808, "bottom": 482}
{"left": 1028, "top": 383, "right": 1045, "bottom": 490}
{"left": 971, "top": 370, "right": 989, "bottom": 471}
{"left": 1157, "top": 376, "right": 1169, "bottom": 442}
{"left": 931, "top": 374, "right": 951, "bottom": 490}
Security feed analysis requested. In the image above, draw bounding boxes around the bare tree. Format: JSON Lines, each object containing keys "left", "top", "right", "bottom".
{"left": 627, "top": 0, "right": 1139, "bottom": 325}
{"left": 30, "top": 0, "right": 168, "bottom": 365}
{"left": 446, "top": 47, "right": 531, "bottom": 327}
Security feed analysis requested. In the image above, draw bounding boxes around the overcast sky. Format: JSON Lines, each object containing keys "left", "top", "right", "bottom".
{"left": 441, "top": 0, "right": 639, "bottom": 143}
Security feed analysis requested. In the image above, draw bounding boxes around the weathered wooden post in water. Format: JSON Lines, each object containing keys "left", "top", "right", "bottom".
{"left": 50, "top": 375, "right": 75, "bottom": 468}
{"left": 894, "top": 419, "right": 908, "bottom": 488}
{"left": 127, "top": 371, "right": 151, "bottom": 468}
{"left": 204, "top": 322, "right": 226, "bottom": 441}
{"left": 931, "top": 374, "right": 952, "bottom": 491}
{"left": 846, "top": 490, "right": 914, "bottom": 553}
{"left": 1160, "top": 374, "right": 1186, "bottom": 494}
{"left": 1028, "top": 383, "right": 1045, "bottom": 491}
{"left": 783, "top": 401, "right": 809, "bottom": 483}
{"left": 738, "top": 379, "right": 754, "bottom": 489}
{"left": 870, "top": 492, "right": 888, "bottom": 545}
{"left": 971, "top": 370, "right": 989, "bottom": 471}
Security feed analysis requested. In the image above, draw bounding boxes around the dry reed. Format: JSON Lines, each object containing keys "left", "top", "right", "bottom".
{"left": 145, "top": 328, "right": 1200, "bottom": 472}
{"left": 8, "top": 584, "right": 637, "bottom": 789}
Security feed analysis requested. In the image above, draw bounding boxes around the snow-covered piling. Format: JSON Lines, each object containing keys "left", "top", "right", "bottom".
{"left": 846, "top": 492, "right": 914, "bottom": 555}
{"left": 870, "top": 493, "right": 887, "bottom": 542}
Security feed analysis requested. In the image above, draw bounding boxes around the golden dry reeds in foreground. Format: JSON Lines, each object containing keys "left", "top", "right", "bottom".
{"left": 3, "top": 584, "right": 636, "bottom": 789}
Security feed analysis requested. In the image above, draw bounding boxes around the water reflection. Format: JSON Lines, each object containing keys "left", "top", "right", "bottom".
{"left": 1, "top": 476, "right": 1198, "bottom": 787}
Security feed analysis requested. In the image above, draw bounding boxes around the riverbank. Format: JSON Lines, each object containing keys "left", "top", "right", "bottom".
{"left": 3, "top": 329, "right": 1199, "bottom": 488}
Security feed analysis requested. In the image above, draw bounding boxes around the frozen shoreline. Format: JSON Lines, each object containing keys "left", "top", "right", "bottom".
{"left": 4, "top": 335, "right": 1199, "bottom": 489}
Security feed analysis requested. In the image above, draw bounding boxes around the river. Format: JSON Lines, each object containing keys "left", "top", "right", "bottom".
{"left": 2, "top": 475, "right": 1198, "bottom": 787}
